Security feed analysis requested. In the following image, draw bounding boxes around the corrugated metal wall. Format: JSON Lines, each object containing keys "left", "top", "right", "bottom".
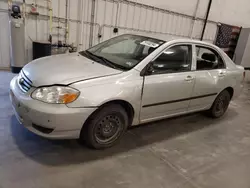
{"left": 0, "top": 0, "right": 218, "bottom": 68}
{"left": 77, "top": 0, "right": 218, "bottom": 50}
{"left": 91, "top": 0, "right": 217, "bottom": 47}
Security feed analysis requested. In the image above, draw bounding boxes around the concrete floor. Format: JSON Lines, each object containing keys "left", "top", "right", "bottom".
{"left": 1, "top": 70, "right": 250, "bottom": 188}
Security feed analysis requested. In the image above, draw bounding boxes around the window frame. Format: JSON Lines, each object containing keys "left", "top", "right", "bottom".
{"left": 144, "top": 43, "right": 193, "bottom": 76}
{"left": 194, "top": 44, "right": 226, "bottom": 71}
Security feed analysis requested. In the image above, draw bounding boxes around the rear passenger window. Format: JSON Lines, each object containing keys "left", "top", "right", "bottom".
{"left": 196, "top": 46, "right": 225, "bottom": 70}
{"left": 151, "top": 45, "right": 192, "bottom": 74}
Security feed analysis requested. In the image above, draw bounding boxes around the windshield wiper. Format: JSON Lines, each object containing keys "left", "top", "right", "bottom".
{"left": 85, "top": 51, "right": 126, "bottom": 70}
{"left": 94, "top": 55, "right": 119, "bottom": 69}
{"left": 81, "top": 50, "right": 99, "bottom": 62}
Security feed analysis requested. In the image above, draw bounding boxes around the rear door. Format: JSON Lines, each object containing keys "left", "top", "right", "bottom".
{"left": 140, "top": 44, "right": 195, "bottom": 122}
{"left": 188, "top": 45, "right": 227, "bottom": 111}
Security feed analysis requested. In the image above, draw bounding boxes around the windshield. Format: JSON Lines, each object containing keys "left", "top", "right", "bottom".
{"left": 79, "top": 34, "right": 164, "bottom": 70}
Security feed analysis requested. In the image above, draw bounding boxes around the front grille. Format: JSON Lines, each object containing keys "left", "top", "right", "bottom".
{"left": 18, "top": 71, "right": 33, "bottom": 92}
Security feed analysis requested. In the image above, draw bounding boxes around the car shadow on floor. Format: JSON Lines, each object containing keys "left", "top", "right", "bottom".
{"left": 10, "top": 108, "right": 238, "bottom": 166}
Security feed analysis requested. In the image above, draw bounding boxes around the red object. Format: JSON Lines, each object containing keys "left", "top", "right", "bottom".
{"left": 31, "top": 5, "right": 37, "bottom": 13}
{"left": 215, "top": 24, "right": 241, "bottom": 60}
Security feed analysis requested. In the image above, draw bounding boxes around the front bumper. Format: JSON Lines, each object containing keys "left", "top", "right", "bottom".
{"left": 10, "top": 76, "right": 97, "bottom": 139}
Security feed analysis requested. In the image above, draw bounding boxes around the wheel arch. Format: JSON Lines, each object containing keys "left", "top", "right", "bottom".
{"left": 224, "top": 87, "right": 234, "bottom": 99}
{"left": 99, "top": 100, "right": 135, "bottom": 125}
{"left": 83, "top": 99, "right": 135, "bottom": 128}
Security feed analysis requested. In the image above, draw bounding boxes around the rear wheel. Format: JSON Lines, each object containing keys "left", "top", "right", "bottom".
{"left": 207, "top": 90, "right": 231, "bottom": 118}
{"left": 80, "top": 104, "right": 128, "bottom": 149}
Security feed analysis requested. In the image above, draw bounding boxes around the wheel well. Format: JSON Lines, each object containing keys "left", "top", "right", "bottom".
{"left": 100, "top": 100, "right": 135, "bottom": 125}
{"left": 224, "top": 87, "right": 234, "bottom": 99}
{"left": 81, "top": 100, "right": 135, "bottom": 136}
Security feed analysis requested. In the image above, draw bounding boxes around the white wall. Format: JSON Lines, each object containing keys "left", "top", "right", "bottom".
{"left": 1, "top": 0, "right": 250, "bottom": 68}
{"left": 137, "top": 0, "right": 200, "bottom": 16}
{"left": 208, "top": 0, "right": 250, "bottom": 27}
{"left": 137, "top": 0, "right": 250, "bottom": 27}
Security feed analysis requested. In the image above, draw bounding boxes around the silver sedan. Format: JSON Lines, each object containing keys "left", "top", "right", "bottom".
{"left": 10, "top": 34, "right": 245, "bottom": 149}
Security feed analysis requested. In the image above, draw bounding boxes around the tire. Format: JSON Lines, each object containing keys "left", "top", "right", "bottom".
{"left": 207, "top": 90, "right": 231, "bottom": 118}
{"left": 80, "top": 104, "right": 129, "bottom": 149}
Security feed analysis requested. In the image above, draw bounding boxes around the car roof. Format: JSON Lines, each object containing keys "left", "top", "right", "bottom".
{"left": 127, "top": 33, "right": 213, "bottom": 46}
{"left": 167, "top": 38, "right": 212, "bottom": 45}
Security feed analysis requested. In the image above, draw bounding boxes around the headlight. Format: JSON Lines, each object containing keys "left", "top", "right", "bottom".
{"left": 31, "top": 86, "right": 80, "bottom": 104}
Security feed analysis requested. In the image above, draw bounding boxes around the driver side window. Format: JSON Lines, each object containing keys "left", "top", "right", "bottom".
{"left": 151, "top": 45, "right": 192, "bottom": 75}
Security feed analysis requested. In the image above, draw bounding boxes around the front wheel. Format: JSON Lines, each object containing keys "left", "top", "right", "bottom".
{"left": 80, "top": 104, "right": 129, "bottom": 149}
{"left": 207, "top": 90, "right": 231, "bottom": 118}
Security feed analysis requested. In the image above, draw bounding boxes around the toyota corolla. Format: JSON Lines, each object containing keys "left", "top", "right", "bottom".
{"left": 10, "top": 34, "right": 245, "bottom": 149}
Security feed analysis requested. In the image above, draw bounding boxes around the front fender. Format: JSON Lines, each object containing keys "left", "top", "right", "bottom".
{"left": 67, "top": 71, "right": 143, "bottom": 125}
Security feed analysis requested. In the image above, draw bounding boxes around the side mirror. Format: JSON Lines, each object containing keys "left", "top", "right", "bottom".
{"left": 146, "top": 63, "right": 154, "bottom": 75}
{"left": 140, "top": 62, "right": 154, "bottom": 76}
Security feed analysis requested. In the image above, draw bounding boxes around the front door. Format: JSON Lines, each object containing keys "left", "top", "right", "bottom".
{"left": 140, "top": 44, "right": 195, "bottom": 123}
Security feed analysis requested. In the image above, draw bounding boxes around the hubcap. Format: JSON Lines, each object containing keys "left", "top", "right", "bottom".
{"left": 95, "top": 114, "right": 122, "bottom": 144}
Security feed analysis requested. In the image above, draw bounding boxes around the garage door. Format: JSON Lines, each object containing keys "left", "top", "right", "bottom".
{"left": 0, "top": 12, "right": 10, "bottom": 69}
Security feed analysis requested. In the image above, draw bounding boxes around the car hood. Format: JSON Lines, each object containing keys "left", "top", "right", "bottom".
{"left": 22, "top": 53, "right": 122, "bottom": 87}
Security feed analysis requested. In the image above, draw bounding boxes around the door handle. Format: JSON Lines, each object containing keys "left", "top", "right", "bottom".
{"left": 218, "top": 71, "right": 226, "bottom": 77}
{"left": 185, "top": 75, "right": 194, "bottom": 81}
